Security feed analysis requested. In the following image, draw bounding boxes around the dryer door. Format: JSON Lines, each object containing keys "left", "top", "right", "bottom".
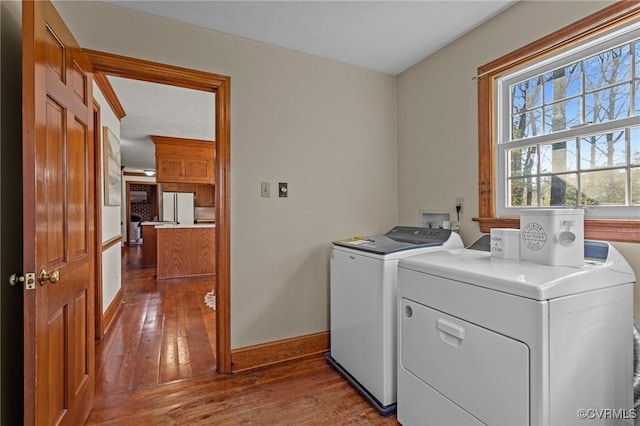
{"left": 401, "top": 298, "right": 529, "bottom": 425}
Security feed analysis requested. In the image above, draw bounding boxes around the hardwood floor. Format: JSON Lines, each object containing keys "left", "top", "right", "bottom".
{"left": 92, "top": 246, "right": 217, "bottom": 399}
{"left": 87, "top": 246, "right": 399, "bottom": 425}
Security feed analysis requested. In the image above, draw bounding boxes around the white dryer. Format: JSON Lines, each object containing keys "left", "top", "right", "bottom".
{"left": 327, "top": 226, "right": 463, "bottom": 415}
{"left": 397, "top": 238, "right": 635, "bottom": 426}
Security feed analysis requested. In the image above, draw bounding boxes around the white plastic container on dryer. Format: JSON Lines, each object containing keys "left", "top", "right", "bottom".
{"left": 490, "top": 228, "right": 520, "bottom": 260}
{"left": 520, "top": 209, "right": 584, "bottom": 267}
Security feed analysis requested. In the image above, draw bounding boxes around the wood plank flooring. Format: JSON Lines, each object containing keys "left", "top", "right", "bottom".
{"left": 93, "top": 246, "right": 217, "bottom": 399}
{"left": 87, "top": 246, "right": 399, "bottom": 425}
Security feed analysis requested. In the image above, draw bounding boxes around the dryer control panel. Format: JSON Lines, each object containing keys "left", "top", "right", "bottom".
{"left": 386, "top": 226, "right": 453, "bottom": 245}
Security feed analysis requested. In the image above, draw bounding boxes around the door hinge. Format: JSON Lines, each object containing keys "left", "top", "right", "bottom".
{"left": 9, "top": 272, "right": 36, "bottom": 290}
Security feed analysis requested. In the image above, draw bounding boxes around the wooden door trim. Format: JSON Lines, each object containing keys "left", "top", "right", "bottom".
{"left": 84, "top": 50, "right": 232, "bottom": 374}
{"left": 230, "top": 332, "right": 329, "bottom": 373}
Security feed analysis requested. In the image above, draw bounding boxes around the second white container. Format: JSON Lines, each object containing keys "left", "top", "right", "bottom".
{"left": 520, "top": 209, "right": 584, "bottom": 267}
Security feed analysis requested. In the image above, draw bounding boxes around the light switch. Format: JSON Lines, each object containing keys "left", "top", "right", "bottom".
{"left": 261, "top": 182, "right": 270, "bottom": 198}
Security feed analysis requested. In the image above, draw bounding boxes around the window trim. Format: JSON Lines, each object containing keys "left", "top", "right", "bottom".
{"left": 474, "top": 1, "right": 640, "bottom": 243}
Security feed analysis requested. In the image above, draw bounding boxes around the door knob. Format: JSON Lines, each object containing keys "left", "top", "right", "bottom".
{"left": 39, "top": 268, "right": 60, "bottom": 285}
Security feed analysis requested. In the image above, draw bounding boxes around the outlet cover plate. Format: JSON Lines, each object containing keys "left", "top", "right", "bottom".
{"left": 279, "top": 182, "right": 288, "bottom": 198}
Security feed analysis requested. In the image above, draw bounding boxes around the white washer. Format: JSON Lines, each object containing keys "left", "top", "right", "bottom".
{"left": 328, "top": 226, "right": 463, "bottom": 414}
{"left": 397, "top": 238, "right": 635, "bottom": 426}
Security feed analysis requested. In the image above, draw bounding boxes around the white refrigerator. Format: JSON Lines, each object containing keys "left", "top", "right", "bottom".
{"left": 162, "top": 192, "right": 195, "bottom": 225}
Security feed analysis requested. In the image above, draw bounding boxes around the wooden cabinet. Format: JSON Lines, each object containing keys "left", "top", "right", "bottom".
{"left": 162, "top": 182, "right": 196, "bottom": 193}
{"left": 195, "top": 184, "right": 215, "bottom": 207}
{"left": 156, "top": 226, "right": 216, "bottom": 279}
{"left": 153, "top": 136, "right": 215, "bottom": 184}
{"left": 157, "top": 156, "right": 185, "bottom": 182}
{"left": 162, "top": 183, "right": 214, "bottom": 207}
{"left": 141, "top": 224, "right": 158, "bottom": 267}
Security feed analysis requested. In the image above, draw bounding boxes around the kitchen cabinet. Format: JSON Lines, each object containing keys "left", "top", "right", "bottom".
{"left": 195, "top": 184, "right": 215, "bottom": 207}
{"left": 153, "top": 136, "right": 215, "bottom": 184}
{"left": 162, "top": 183, "right": 196, "bottom": 193}
{"left": 141, "top": 223, "right": 158, "bottom": 267}
{"left": 162, "top": 183, "right": 213, "bottom": 207}
{"left": 156, "top": 225, "right": 216, "bottom": 279}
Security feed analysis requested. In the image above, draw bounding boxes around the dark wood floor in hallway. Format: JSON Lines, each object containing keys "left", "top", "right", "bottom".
{"left": 87, "top": 246, "right": 399, "bottom": 425}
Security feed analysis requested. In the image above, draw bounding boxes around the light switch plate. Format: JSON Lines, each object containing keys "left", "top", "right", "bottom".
{"left": 261, "top": 182, "right": 270, "bottom": 198}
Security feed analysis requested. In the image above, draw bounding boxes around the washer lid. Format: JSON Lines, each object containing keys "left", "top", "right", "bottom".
{"left": 333, "top": 227, "right": 457, "bottom": 255}
{"left": 398, "top": 242, "right": 635, "bottom": 300}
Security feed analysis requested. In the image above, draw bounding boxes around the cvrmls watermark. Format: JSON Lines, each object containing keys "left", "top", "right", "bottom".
{"left": 577, "top": 408, "right": 637, "bottom": 420}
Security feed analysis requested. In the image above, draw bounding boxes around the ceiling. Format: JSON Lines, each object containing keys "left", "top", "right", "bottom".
{"left": 106, "top": 0, "right": 517, "bottom": 75}
{"left": 108, "top": 76, "right": 215, "bottom": 171}
{"left": 103, "top": 0, "right": 518, "bottom": 170}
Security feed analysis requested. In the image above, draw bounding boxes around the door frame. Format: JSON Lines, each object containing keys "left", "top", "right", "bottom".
{"left": 85, "top": 50, "right": 232, "bottom": 374}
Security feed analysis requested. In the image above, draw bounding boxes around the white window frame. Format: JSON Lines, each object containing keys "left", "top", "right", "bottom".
{"left": 495, "top": 21, "right": 640, "bottom": 219}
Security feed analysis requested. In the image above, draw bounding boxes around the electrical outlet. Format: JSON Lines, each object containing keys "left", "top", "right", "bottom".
{"left": 455, "top": 197, "right": 463, "bottom": 213}
{"left": 279, "top": 182, "right": 288, "bottom": 198}
{"left": 261, "top": 182, "right": 270, "bottom": 198}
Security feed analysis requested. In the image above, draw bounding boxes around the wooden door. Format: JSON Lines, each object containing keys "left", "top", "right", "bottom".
{"left": 23, "top": 2, "right": 96, "bottom": 425}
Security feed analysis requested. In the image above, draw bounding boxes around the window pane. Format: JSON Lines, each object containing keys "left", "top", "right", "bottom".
{"left": 540, "top": 174, "right": 578, "bottom": 206}
{"left": 632, "top": 127, "right": 640, "bottom": 166}
{"left": 508, "top": 146, "right": 538, "bottom": 177}
{"left": 584, "top": 83, "right": 631, "bottom": 124}
{"left": 580, "top": 169, "right": 626, "bottom": 205}
{"left": 584, "top": 44, "right": 632, "bottom": 92}
{"left": 511, "top": 76, "right": 543, "bottom": 114}
{"left": 544, "top": 97, "right": 581, "bottom": 133}
{"left": 632, "top": 167, "right": 640, "bottom": 206}
{"left": 540, "top": 140, "right": 577, "bottom": 173}
{"left": 508, "top": 177, "right": 538, "bottom": 207}
{"left": 580, "top": 131, "right": 626, "bottom": 169}
{"left": 544, "top": 63, "right": 582, "bottom": 102}
{"left": 512, "top": 108, "right": 542, "bottom": 140}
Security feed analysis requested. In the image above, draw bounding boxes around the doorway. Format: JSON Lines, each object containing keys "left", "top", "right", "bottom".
{"left": 126, "top": 182, "right": 159, "bottom": 245}
{"left": 87, "top": 50, "right": 231, "bottom": 374}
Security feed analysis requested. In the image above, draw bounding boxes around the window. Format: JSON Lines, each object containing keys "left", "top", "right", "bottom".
{"left": 498, "top": 28, "right": 639, "bottom": 217}
{"left": 475, "top": 3, "right": 640, "bottom": 242}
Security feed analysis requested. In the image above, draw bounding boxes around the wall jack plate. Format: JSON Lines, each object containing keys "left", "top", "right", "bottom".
{"left": 279, "top": 182, "right": 288, "bottom": 198}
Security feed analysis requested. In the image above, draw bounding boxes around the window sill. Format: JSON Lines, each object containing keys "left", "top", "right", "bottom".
{"left": 473, "top": 217, "right": 640, "bottom": 243}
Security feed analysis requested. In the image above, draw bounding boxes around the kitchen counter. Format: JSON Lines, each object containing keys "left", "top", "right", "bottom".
{"left": 156, "top": 225, "right": 216, "bottom": 279}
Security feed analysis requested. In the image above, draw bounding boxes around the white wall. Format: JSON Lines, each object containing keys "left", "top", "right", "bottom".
{"left": 93, "top": 83, "right": 123, "bottom": 313}
{"left": 54, "top": 1, "right": 398, "bottom": 348}
{"left": 397, "top": 1, "right": 640, "bottom": 314}
{"left": 94, "top": 83, "right": 122, "bottom": 243}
